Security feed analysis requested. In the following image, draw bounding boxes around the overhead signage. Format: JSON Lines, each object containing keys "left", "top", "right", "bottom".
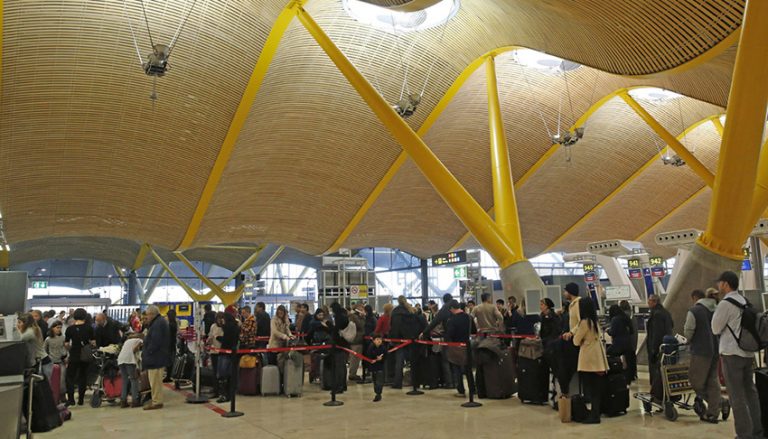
{"left": 31, "top": 281, "right": 48, "bottom": 289}
{"left": 453, "top": 266, "right": 467, "bottom": 279}
{"left": 431, "top": 250, "right": 468, "bottom": 266}
{"left": 649, "top": 256, "right": 664, "bottom": 267}
{"left": 742, "top": 260, "right": 752, "bottom": 271}
{"left": 605, "top": 285, "right": 631, "bottom": 300}
{"left": 582, "top": 263, "right": 595, "bottom": 273}
{"left": 584, "top": 272, "right": 597, "bottom": 282}
{"left": 651, "top": 267, "right": 666, "bottom": 277}
{"left": 627, "top": 258, "right": 641, "bottom": 269}
{"left": 350, "top": 285, "right": 368, "bottom": 299}
{"left": 628, "top": 269, "right": 642, "bottom": 279}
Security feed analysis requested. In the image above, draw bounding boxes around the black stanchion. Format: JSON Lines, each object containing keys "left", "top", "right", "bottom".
{"left": 406, "top": 342, "right": 424, "bottom": 396}
{"left": 324, "top": 345, "right": 343, "bottom": 407}
{"left": 222, "top": 350, "right": 244, "bottom": 418}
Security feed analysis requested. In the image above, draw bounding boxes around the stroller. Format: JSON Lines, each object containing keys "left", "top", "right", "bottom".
{"left": 90, "top": 345, "right": 122, "bottom": 408}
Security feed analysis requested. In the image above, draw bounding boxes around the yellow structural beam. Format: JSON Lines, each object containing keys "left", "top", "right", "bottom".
{"left": 635, "top": 186, "right": 709, "bottom": 240}
{"left": 711, "top": 117, "right": 725, "bottom": 136}
{"left": 175, "top": 0, "right": 306, "bottom": 251}
{"left": 449, "top": 86, "right": 654, "bottom": 251}
{"left": 296, "top": 7, "right": 520, "bottom": 268}
{"left": 486, "top": 56, "right": 524, "bottom": 260}
{"left": 175, "top": 252, "right": 247, "bottom": 305}
{"left": 545, "top": 115, "right": 721, "bottom": 251}
{"left": 620, "top": 92, "right": 715, "bottom": 188}
{"left": 699, "top": 0, "right": 768, "bottom": 258}
{"left": 216, "top": 246, "right": 264, "bottom": 288}
{"left": 131, "top": 243, "right": 151, "bottom": 271}
{"left": 149, "top": 248, "right": 218, "bottom": 301}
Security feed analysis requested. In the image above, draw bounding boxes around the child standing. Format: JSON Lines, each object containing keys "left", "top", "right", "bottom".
{"left": 44, "top": 321, "right": 68, "bottom": 364}
{"left": 117, "top": 333, "right": 144, "bottom": 408}
{"left": 366, "top": 333, "right": 388, "bottom": 402}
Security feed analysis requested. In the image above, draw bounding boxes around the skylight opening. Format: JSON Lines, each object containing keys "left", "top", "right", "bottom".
{"left": 342, "top": 0, "right": 460, "bottom": 34}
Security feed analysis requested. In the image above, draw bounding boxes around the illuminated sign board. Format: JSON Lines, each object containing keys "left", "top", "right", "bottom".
{"left": 431, "top": 251, "right": 468, "bottom": 266}
{"left": 627, "top": 258, "right": 641, "bottom": 269}
{"left": 582, "top": 263, "right": 595, "bottom": 273}
{"left": 649, "top": 257, "right": 664, "bottom": 267}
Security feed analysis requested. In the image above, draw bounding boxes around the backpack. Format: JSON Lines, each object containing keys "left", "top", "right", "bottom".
{"left": 724, "top": 297, "right": 768, "bottom": 352}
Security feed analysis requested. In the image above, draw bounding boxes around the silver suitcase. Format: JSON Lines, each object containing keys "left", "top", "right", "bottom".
{"left": 261, "top": 365, "right": 280, "bottom": 396}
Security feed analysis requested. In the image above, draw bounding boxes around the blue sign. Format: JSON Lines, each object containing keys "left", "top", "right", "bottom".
{"left": 587, "top": 283, "right": 599, "bottom": 310}
{"left": 651, "top": 267, "right": 666, "bottom": 277}
{"left": 742, "top": 260, "right": 752, "bottom": 271}
{"left": 642, "top": 267, "right": 655, "bottom": 297}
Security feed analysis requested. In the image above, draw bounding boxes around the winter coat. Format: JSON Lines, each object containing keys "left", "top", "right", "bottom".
{"left": 573, "top": 319, "right": 608, "bottom": 373}
{"left": 646, "top": 303, "right": 673, "bottom": 363}
{"left": 268, "top": 317, "right": 292, "bottom": 349}
{"left": 348, "top": 311, "right": 365, "bottom": 345}
{"left": 308, "top": 318, "right": 331, "bottom": 344}
{"left": 390, "top": 305, "right": 424, "bottom": 340}
{"left": 607, "top": 314, "right": 633, "bottom": 355}
{"left": 142, "top": 315, "right": 170, "bottom": 369}
{"left": 374, "top": 314, "right": 391, "bottom": 336}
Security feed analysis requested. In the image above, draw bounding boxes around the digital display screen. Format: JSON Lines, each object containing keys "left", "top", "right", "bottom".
{"left": 627, "top": 258, "right": 641, "bottom": 269}
{"left": 431, "top": 250, "right": 468, "bottom": 266}
{"left": 649, "top": 256, "right": 664, "bottom": 267}
{"left": 582, "top": 263, "right": 595, "bottom": 273}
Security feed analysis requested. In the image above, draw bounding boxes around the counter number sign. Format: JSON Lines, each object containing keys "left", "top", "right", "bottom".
{"left": 627, "top": 258, "right": 641, "bottom": 269}
{"left": 649, "top": 256, "right": 664, "bottom": 267}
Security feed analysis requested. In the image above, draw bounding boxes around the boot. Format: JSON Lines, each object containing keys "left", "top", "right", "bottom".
{"left": 216, "top": 380, "right": 229, "bottom": 403}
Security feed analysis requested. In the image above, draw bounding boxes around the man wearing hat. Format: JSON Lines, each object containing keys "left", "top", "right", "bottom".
{"left": 712, "top": 271, "right": 763, "bottom": 439}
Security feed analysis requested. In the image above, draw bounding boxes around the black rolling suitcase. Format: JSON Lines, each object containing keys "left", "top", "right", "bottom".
{"left": 477, "top": 347, "right": 517, "bottom": 399}
{"left": 416, "top": 349, "right": 441, "bottom": 389}
{"left": 517, "top": 357, "right": 548, "bottom": 404}
{"left": 602, "top": 373, "right": 629, "bottom": 416}
{"left": 755, "top": 368, "right": 768, "bottom": 436}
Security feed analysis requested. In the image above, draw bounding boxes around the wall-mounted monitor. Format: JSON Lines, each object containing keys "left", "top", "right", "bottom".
{"left": 524, "top": 289, "right": 543, "bottom": 316}
{"left": 545, "top": 285, "right": 563, "bottom": 310}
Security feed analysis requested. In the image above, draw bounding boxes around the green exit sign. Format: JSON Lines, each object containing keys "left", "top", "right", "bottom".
{"left": 31, "top": 281, "right": 48, "bottom": 289}
{"left": 453, "top": 266, "right": 467, "bottom": 279}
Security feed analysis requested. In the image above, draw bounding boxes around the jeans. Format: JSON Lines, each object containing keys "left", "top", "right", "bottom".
{"left": 688, "top": 354, "right": 722, "bottom": 419}
{"left": 371, "top": 370, "right": 384, "bottom": 396}
{"left": 722, "top": 355, "right": 763, "bottom": 439}
{"left": 119, "top": 364, "right": 139, "bottom": 403}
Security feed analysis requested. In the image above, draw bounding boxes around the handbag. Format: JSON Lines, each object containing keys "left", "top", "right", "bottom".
{"left": 239, "top": 354, "right": 258, "bottom": 369}
{"left": 445, "top": 345, "right": 467, "bottom": 367}
{"left": 558, "top": 395, "right": 572, "bottom": 423}
{"left": 79, "top": 344, "right": 94, "bottom": 363}
{"left": 518, "top": 338, "right": 543, "bottom": 360}
{"left": 340, "top": 323, "right": 356, "bottom": 343}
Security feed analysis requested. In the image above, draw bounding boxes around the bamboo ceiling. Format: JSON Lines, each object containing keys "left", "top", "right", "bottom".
{"left": 0, "top": 0, "right": 750, "bottom": 265}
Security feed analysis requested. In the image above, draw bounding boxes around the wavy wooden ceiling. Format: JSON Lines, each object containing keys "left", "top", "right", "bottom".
{"left": 0, "top": 0, "right": 747, "bottom": 265}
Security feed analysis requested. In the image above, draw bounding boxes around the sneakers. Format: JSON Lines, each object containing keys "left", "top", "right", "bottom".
{"left": 143, "top": 403, "right": 164, "bottom": 410}
{"left": 373, "top": 394, "right": 382, "bottom": 402}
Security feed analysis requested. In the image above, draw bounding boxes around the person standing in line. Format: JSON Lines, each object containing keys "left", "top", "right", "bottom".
{"left": 646, "top": 294, "right": 673, "bottom": 403}
{"left": 560, "top": 283, "right": 582, "bottom": 396}
{"left": 163, "top": 309, "right": 178, "bottom": 383}
{"left": 118, "top": 333, "right": 144, "bottom": 408}
{"left": 472, "top": 293, "right": 504, "bottom": 334}
{"left": 367, "top": 333, "right": 388, "bottom": 402}
{"left": 239, "top": 306, "right": 258, "bottom": 349}
{"left": 347, "top": 304, "right": 366, "bottom": 381}
{"left": 44, "top": 321, "right": 67, "bottom": 365}
{"left": 712, "top": 271, "right": 763, "bottom": 438}
{"left": 254, "top": 302, "right": 271, "bottom": 349}
{"left": 206, "top": 312, "right": 225, "bottom": 397}
{"left": 684, "top": 289, "right": 721, "bottom": 424}
{"left": 64, "top": 308, "right": 94, "bottom": 406}
{"left": 572, "top": 297, "right": 609, "bottom": 424}
{"left": 141, "top": 305, "right": 169, "bottom": 410}
{"left": 202, "top": 304, "right": 216, "bottom": 337}
{"left": 445, "top": 300, "right": 474, "bottom": 398}
{"left": 216, "top": 312, "right": 240, "bottom": 403}
{"left": 618, "top": 300, "right": 638, "bottom": 381}
{"left": 606, "top": 304, "right": 635, "bottom": 384}
{"left": 268, "top": 305, "right": 294, "bottom": 370}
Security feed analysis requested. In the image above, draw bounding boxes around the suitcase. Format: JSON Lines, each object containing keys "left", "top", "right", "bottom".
{"left": 261, "top": 365, "right": 280, "bottom": 396}
{"left": 477, "top": 348, "right": 517, "bottom": 399}
{"left": 49, "top": 364, "right": 63, "bottom": 405}
{"left": 517, "top": 357, "right": 548, "bottom": 404}
{"left": 104, "top": 375, "right": 122, "bottom": 399}
{"left": 755, "top": 368, "right": 768, "bottom": 435}
{"left": 172, "top": 353, "right": 194, "bottom": 380}
{"left": 416, "top": 350, "right": 441, "bottom": 389}
{"left": 238, "top": 365, "right": 261, "bottom": 396}
{"left": 571, "top": 394, "right": 589, "bottom": 423}
{"left": 283, "top": 351, "right": 304, "bottom": 397}
{"left": 602, "top": 373, "right": 629, "bottom": 416}
{"left": 23, "top": 375, "right": 62, "bottom": 433}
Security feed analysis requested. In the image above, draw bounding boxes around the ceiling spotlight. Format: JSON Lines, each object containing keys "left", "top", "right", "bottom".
{"left": 143, "top": 44, "right": 170, "bottom": 77}
{"left": 551, "top": 126, "right": 585, "bottom": 147}
{"left": 393, "top": 93, "right": 421, "bottom": 118}
{"left": 661, "top": 154, "right": 686, "bottom": 167}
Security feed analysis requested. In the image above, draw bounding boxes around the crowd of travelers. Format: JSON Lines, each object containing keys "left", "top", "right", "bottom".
{"left": 12, "top": 269, "right": 764, "bottom": 438}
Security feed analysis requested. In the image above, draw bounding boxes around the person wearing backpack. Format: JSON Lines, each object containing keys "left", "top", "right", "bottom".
{"left": 712, "top": 271, "right": 763, "bottom": 439}
{"left": 684, "top": 289, "right": 721, "bottom": 424}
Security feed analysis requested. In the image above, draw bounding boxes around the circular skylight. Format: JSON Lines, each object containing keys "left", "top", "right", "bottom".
{"left": 510, "top": 49, "right": 581, "bottom": 73}
{"left": 628, "top": 87, "right": 682, "bottom": 103}
{"left": 342, "top": 0, "right": 460, "bottom": 34}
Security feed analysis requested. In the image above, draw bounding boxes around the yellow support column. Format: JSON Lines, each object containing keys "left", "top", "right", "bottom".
{"left": 699, "top": 0, "right": 768, "bottom": 258}
{"left": 486, "top": 56, "right": 524, "bottom": 260}
{"left": 295, "top": 7, "right": 518, "bottom": 268}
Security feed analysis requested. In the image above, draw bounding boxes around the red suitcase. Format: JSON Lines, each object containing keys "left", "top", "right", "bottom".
{"left": 104, "top": 375, "right": 123, "bottom": 399}
{"left": 49, "top": 363, "right": 63, "bottom": 405}
{"left": 238, "top": 365, "right": 261, "bottom": 395}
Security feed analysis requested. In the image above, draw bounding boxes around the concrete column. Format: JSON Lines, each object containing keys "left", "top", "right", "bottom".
{"left": 663, "top": 242, "right": 741, "bottom": 330}
{"left": 499, "top": 260, "right": 545, "bottom": 302}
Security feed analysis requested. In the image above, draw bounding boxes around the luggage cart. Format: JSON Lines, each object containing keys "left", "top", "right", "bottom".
{"left": 634, "top": 343, "right": 695, "bottom": 421}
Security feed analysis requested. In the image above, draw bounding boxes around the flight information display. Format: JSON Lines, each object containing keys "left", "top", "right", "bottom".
{"left": 627, "top": 258, "right": 641, "bottom": 269}
{"left": 649, "top": 256, "right": 664, "bottom": 266}
{"left": 431, "top": 250, "right": 468, "bottom": 266}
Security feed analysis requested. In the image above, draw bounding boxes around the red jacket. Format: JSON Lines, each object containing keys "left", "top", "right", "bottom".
{"left": 374, "top": 314, "right": 391, "bottom": 336}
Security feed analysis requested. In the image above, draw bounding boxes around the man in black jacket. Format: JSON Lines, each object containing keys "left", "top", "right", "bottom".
{"left": 420, "top": 293, "right": 454, "bottom": 388}
{"left": 390, "top": 296, "right": 426, "bottom": 389}
{"left": 646, "top": 294, "right": 673, "bottom": 402}
{"left": 254, "top": 302, "right": 271, "bottom": 349}
{"left": 445, "top": 300, "right": 474, "bottom": 397}
{"left": 94, "top": 313, "right": 122, "bottom": 347}
{"left": 142, "top": 305, "right": 169, "bottom": 410}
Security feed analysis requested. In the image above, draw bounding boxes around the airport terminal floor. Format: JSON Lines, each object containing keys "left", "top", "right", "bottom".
{"left": 39, "top": 374, "right": 733, "bottom": 439}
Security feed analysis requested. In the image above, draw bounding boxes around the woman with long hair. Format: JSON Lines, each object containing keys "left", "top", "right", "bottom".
{"left": 215, "top": 312, "right": 239, "bottom": 403}
{"left": 18, "top": 313, "right": 47, "bottom": 369}
{"left": 268, "top": 305, "right": 295, "bottom": 367}
{"left": 206, "top": 312, "right": 226, "bottom": 395}
{"left": 164, "top": 309, "right": 178, "bottom": 383}
{"left": 573, "top": 297, "right": 609, "bottom": 424}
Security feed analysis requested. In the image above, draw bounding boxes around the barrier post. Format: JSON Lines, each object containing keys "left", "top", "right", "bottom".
{"left": 406, "top": 342, "right": 424, "bottom": 396}
{"left": 221, "top": 349, "right": 244, "bottom": 418}
{"left": 187, "top": 301, "right": 209, "bottom": 404}
{"left": 323, "top": 344, "right": 343, "bottom": 407}
{"left": 461, "top": 338, "right": 481, "bottom": 408}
